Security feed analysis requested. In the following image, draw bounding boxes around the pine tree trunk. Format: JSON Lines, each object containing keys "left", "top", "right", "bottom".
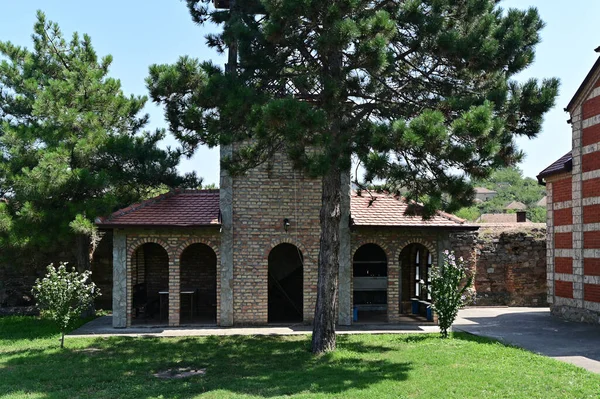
{"left": 311, "top": 166, "right": 342, "bottom": 354}
{"left": 75, "top": 234, "right": 91, "bottom": 273}
{"left": 60, "top": 331, "right": 65, "bottom": 348}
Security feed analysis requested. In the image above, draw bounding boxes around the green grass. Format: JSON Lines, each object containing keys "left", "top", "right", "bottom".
{"left": 1, "top": 317, "right": 599, "bottom": 398}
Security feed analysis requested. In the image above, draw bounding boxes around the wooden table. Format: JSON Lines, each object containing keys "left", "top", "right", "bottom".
{"left": 158, "top": 290, "right": 195, "bottom": 321}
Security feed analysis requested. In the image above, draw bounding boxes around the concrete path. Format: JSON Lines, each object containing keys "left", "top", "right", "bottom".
{"left": 70, "top": 308, "right": 600, "bottom": 374}
{"left": 69, "top": 315, "right": 439, "bottom": 338}
{"left": 454, "top": 307, "right": 600, "bottom": 374}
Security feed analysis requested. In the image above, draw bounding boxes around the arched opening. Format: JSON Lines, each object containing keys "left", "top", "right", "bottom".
{"left": 268, "top": 243, "right": 303, "bottom": 323}
{"left": 399, "top": 243, "right": 433, "bottom": 318}
{"left": 180, "top": 243, "right": 217, "bottom": 324}
{"left": 353, "top": 244, "right": 387, "bottom": 323}
{"left": 130, "top": 243, "right": 169, "bottom": 325}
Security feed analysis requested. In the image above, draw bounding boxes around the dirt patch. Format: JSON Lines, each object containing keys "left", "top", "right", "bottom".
{"left": 153, "top": 367, "right": 206, "bottom": 379}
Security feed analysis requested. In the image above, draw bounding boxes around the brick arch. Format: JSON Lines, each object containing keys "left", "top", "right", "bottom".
{"left": 175, "top": 238, "right": 220, "bottom": 263}
{"left": 397, "top": 239, "right": 437, "bottom": 266}
{"left": 351, "top": 241, "right": 392, "bottom": 263}
{"left": 127, "top": 238, "right": 171, "bottom": 261}
{"left": 265, "top": 237, "right": 309, "bottom": 261}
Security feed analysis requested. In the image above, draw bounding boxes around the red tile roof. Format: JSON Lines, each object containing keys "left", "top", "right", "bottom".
{"left": 96, "top": 189, "right": 473, "bottom": 229}
{"left": 350, "top": 191, "right": 471, "bottom": 228}
{"left": 96, "top": 189, "right": 220, "bottom": 227}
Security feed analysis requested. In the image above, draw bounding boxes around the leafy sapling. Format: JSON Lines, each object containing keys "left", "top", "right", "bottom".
{"left": 32, "top": 263, "right": 100, "bottom": 348}
{"left": 430, "top": 251, "right": 473, "bottom": 338}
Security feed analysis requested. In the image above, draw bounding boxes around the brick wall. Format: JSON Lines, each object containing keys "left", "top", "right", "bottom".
{"left": 231, "top": 149, "right": 321, "bottom": 324}
{"left": 548, "top": 72, "right": 600, "bottom": 324}
{"left": 123, "top": 229, "right": 220, "bottom": 327}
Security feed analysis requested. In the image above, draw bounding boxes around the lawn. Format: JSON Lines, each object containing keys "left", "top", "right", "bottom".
{"left": 1, "top": 317, "right": 599, "bottom": 399}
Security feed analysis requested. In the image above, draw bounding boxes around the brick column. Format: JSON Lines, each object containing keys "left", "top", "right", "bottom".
{"left": 387, "top": 255, "right": 400, "bottom": 323}
{"left": 168, "top": 256, "right": 180, "bottom": 326}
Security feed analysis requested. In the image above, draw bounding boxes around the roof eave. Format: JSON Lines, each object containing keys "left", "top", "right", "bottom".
{"left": 96, "top": 223, "right": 221, "bottom": 229}
{"left": 351, "top": 224, "right": 479, "bottom": 231}
{"left": 566, "top": 51, "right": 600, "bottom": 113}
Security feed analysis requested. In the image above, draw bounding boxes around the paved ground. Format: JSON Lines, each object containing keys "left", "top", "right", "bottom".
{"left": 70, "top": 316, "right": 439, "bottom": 337}
{"left": 70, "top": 307, "right": 600, "bottom": 373}
{"left": 453, "top": 307, "right": 600, "bottom": 374}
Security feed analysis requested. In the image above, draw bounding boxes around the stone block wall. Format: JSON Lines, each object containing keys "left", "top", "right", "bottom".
{"left": 471, "top": 226, "right": 547, "bottom": 306}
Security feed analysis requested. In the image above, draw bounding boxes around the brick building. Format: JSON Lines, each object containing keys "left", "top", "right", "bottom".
{"left": 538, "top": 49, "right": 600, "bottom": 323}
{"left": 97, "top": 147, "right": 476, "bottom": 328}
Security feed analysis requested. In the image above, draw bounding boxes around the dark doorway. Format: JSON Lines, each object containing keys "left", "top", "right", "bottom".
{"left": 268, "top": 243, "right": 303, "bottom": 323}
{"left": 130, "top": 243, "right": 169, "bottom": 325}
{"left": 353, "top": 244, "right": 388, "bottom": 323}
{"left": 399, "top": 243, "right": 432, "bottom": 315}
{"left": 180, "top": 243, "right": 217, "bottom": 324}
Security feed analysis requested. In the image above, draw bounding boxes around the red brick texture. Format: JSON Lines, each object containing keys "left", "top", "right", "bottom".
{"left": 583, "top": 152, "right": 600, "bottom": 173}
{"left": 584, "top": 204, "right": 600, "bottom": 224}
{"left": 555, "top": 280, "right": 574, "bottom": 299}
{"left": 583, "top": 124, "right": 600, "bottom": 146}
{"left": 554, "top": 208, "right": 573, "bottom": 226}
{"left": 552, "top": 178, "right": 572, "bottom": 203}
{"left": 583, "top": 178, "right": 600, "bottom": 199}
{"left": 583, "top": 95, "right": 600, "bottom": 120}
{"left": 584, "top": 231, "right": 600, "bottom": 249}
{"left": 584, "top": 258, "right": 600, "bottom": 276}
{"left": 555, "top": 232, "right": 573, "bottom": 249}
{"left": 584, "top": 283, "right": 600, "bottom": 303}
{"left": 555, "top": 257, "right": 573, "bottom": 274}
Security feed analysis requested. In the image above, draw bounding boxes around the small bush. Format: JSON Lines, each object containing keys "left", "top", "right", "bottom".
{"left": 430, "top": 251, "right": 473, "bottom": 338}
{"left": 31, "top": 262, "right": 100, "bottom": 348}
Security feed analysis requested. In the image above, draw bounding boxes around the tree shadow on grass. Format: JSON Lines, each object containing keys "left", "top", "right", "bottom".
{"left": 0, "top": 335, "right": 412, "bottom": 399}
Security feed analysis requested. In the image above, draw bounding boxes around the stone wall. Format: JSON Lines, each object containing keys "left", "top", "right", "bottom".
{"left": 470, "top": 225, "right": 547, "bottom": 306}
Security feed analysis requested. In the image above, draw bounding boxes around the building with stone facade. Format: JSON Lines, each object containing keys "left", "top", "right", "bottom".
{"left": 538, "top": 49, "right": 600, "bottom": 324}
{"left": 97, "top": 147, "right": 478, "bottom": 328}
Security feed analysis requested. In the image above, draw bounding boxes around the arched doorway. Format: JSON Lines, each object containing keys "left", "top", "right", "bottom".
{"left": 268, "top": 243, "right": 303, "bottom": 323}
{"left": 180, "top": 243, "right": 217, "bottom": 324}
{"left": 353, "top": 244, "right": 388, "bottom": 323}
{"left": 130, "top": 243, "right": 169, "bottom": 325}
{"left": 399, "top": 243, "right": 433, "bottom": 316}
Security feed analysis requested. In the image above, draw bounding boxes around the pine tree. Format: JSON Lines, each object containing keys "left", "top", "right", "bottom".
{"left": 147, "top": 0, "right": 558, "bottom": 353}
{"left": 0, "top": 11, "right": 198, "bottom": 271}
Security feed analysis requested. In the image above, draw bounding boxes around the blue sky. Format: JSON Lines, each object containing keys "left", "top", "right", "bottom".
{"left": 1, "top": 1, "right": 598, "bottom": 184}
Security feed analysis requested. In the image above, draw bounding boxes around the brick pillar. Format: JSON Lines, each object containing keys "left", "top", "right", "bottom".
{"left": 168, "top": 256, "right": 180, "bottom": 326}
{"left": 387, "top": 255, "right": 400, "bottom": 323}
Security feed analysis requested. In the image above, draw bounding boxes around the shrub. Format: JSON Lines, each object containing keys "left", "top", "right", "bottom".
{"left": 430, "top": 250, "right": 473, "bottom": 338}
{"left": 32, "top": 262, "right": 100, "bottom": 348}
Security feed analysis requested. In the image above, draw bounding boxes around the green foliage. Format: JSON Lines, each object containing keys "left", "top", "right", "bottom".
{"left": 430, "top": 251, "right": 473, "bottom": 338}
{"left": 31, "top": 262, "right": 100, "bottom": 347}
{"left": 150, "top": 0, "right": 559, "bottom": 215}
{"left": 454, "top": 206, "right": 481, "bottom": 222}
{"left": 0, "top": 12, "right": 199, "bottom": 261}
{"left": 456, "top": 167, "right": 546, "bottom": 221}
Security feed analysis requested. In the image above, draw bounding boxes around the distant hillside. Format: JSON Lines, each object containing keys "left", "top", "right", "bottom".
{"left": 455, "top": 167, "right": 546, "bottom": 222}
